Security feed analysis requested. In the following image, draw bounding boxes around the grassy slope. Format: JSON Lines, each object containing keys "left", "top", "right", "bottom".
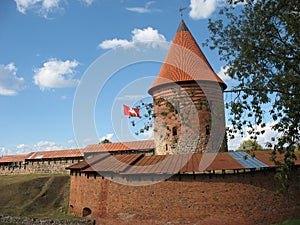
{"left": 274, "top": 220, "right": 300, "bottom": 225}
{"left": 0, "top": 174, "right": 74, "bottom": 219}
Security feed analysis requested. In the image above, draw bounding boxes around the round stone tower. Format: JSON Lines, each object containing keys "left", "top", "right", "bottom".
{"left": 148, "top": 20, "right": 227, "bottom": 155}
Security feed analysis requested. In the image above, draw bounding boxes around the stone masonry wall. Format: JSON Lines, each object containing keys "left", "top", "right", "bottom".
{"left": 68, "top": 169, "right": 300, "bottom": 225}
{"left": 0, "top": 158, "right": 82, "bottom": 175}
{"left": 0, "top": 215, "right": 95, "bottom": 225}
{"left": 153, "top": 82, "right": 210, "bottom": 155}
{"left": 152, "top": 81, "right": 226, "bottom": 155}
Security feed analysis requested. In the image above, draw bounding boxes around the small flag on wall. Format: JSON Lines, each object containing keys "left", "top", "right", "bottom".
{"left": 123, "top": 104, "right": 140, "bottom": 118}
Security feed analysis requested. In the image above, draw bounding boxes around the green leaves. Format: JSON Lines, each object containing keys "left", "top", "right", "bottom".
{"left": 206, "top": 0, "right": 299, "bottom": 194}
{"left": 238, "top": 140, "right": 263, "bottom": 151}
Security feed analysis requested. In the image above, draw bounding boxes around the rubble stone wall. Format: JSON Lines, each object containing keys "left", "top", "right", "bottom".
{"left": 0, "top": 158, "right": 82, "bottom": 175}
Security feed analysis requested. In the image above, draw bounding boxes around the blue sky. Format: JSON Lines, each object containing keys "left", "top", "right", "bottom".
{"left": 0, "top": 0, "right": 277, "bottom": 155}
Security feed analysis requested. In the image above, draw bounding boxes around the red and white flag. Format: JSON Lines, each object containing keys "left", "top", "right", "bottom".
{"left": 123, "top": 104, "right": 140, "bottom": 118}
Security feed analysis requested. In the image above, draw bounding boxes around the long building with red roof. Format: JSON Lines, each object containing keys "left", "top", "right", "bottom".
{"left": 0, "top": 140, "right": 155, "bottom": 175}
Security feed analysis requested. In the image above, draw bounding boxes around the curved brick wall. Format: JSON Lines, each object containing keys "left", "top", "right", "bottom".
{"left": 68, "top": 169, "right": 300, "bottom": 225}
{"left": 152, "top": 81, "right": 226, "bottom": 155}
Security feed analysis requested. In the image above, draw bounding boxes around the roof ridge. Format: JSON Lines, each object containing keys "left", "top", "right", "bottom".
{"left": 87, "top": 139, "right": 154, "bottom": 147}
{"left": 177, "top": 19, "right": 189, "bottom": 32}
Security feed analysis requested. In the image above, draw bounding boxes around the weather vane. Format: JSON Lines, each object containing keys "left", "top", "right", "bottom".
{"left": 179, "top": 6, "right": 188, "bottom": 18}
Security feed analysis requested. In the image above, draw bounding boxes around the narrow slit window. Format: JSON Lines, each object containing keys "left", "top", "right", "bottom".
{"left": 172, "top": 126, "right": 177, "bottom": 136}
{"left": 206, "top": 125, "right": 210, "bottom": 136}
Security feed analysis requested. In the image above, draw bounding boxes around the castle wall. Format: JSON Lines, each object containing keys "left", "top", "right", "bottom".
{"left": 152, "top": 81, "right": 226, "bottom": 155}
{"left": 0, "top": 158, "right": 82, "bottom": 175}
{"left": 68, "top": 169, "right": 300, "bottom": 225}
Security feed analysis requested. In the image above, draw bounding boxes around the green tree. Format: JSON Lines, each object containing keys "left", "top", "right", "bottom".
{"left": 238, "top": 140, "right": 263, "bottom": 151}
{"left": 100, "top": 139, "right": 111, "bottom": 144}
{"left": 206, "top": 0, "right": 299, "bottom": 193}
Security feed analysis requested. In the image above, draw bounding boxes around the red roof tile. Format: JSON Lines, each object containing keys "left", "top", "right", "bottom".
{"left": 68, "top": 150, "right": 300, "bottom": 175}
{"left": 0, "top": 152, "right": 34, "bottom": 163}
{"left": 0, "top": 140, "right": 154, "bottom": 164}
{"left": 206, "top": 153, "right": 245, "bottom": 171}
{"left": 66, "top": 153, "right": 110, "bottom": 170}
{"left": 123, "top": 153, "right": 245, "bottom": 174}
{"left": 83, "top": 154, "right": 143, "bottom": 173}
{"left": 253, "top": 150, "right": 300, "bottom": 168}
{"left": 83, "top": 140, "right": 154, "bottom": 153}
{"left": 124, "top": 154, "right": 167, "bottom": 174}
{"left": 27, "top": 149, "right": 83, "bottom": 160}
{"left": 66, "top": 160, "right": 89, "bottom": 170}
{"left": 149, "top": 20, "right": 226, "bottom": 94}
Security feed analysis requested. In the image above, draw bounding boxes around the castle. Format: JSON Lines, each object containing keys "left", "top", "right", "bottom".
{"left": 1, "top": 20, "right": 300, "bottom": 225}
{"left": 65, "top": 20, "right": 300, "bottom": 225}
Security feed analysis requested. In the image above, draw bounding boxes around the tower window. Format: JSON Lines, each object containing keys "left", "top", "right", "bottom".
{"left": 172, "top": 126, "right": 177, "bottom": 136}
{"left": 175, "top": 102, "right": 180, "bottom": 114}
{"left": 206, "top": 125, "right": 210, "bottom": 136}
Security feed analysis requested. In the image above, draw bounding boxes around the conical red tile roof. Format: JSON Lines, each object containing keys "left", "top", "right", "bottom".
{"left": 148, "top": 20, "right": 226, "bottom": 94}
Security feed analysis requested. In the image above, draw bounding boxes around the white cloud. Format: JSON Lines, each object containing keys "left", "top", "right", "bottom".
{"left": 189, "top": 0, "right": 219, "bottom": 19}
{"left": 15, "top": 0, "right": 63, "bottom": 18}
{"left": 66, "top": 139, "right": 79, "bottom": 149}
{"left": 15, "top": 143, "right": 32, "bottom": 154}
{"left": 99, "top": 27, "right": 167, "bottom": 49}
{"left": 83, "top": 134, "right": 114, "bottom": 144}
{"left": 0, "top": 63, "right": 25, "bottom": 96}
{"left": 217, "top": 65, "right": 232, "bottom": 81}
{"left": 227, "top": 122, "right": 279, "bottom": 150}
{"left": 1, "top": 140, "right": 80, "bottom": 155}
{"left": 83, "top": 138, "right": 97, "bottom": 143}
{"left": 126, "top": 1, "right": 160, "bottom": 14}
{"left": 0, "top": 147, "right": 8, "bottom": 156}
{"left": 16, "top": 143, "right": 29, "bottom": 149}
{"left": 33, "top": 58, "right": 79, "bottom": 91}
{"left": 15, "top": 0, "right": 95, "bottom": 17}
{"left": 100, "top": 133, "right": 114, "bottom": 142}
{"left": 99, "top": 39, "right": 133, "bottom": 49}
{"left": 116, "top": 95, "right": 147, "bottom": 101}
{"left": 142, "top": 127, "right": 154, "bottom": 139}
{"left": 80, "top": 0, "right": 94, "bottom": 6}
{"left": 251, "top": 123, "right": 279, "bottom": 148}
{"left": 15, "top": 0, "right": 41, "bottom": 14}
{"left": 42, "top": 0, "right": 60, "bottom": 10}
{"left": 34, "top": 140, "right": 64, "bottom": 151}
{"left": 67, "top": 139, "right": 75, "bottom": 144}
{"left": 132, "top": 27, "right": 165, "bottom": 45}
{"left": 126, "top": 7, "right": 150, "bottom": 14}
{"left": 4, "top": 141, "right": 64, "bottom": 155}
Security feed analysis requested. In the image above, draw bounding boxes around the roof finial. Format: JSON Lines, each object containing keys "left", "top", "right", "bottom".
{"left": 179, "top": 6, "right": 188, "bottom": 18}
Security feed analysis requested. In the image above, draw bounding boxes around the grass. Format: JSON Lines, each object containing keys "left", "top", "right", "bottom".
{"left": 273, "top": 219, "right": 300, "bottom": 225}
{"left": 0, "top": 174, "right": 77, "bottom": 219}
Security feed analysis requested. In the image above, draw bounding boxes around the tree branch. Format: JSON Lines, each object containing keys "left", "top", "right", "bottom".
{"left": 224, "top": 88, "right": 292, "bottom": 96}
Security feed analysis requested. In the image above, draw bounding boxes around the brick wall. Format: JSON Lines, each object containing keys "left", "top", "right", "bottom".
{"left": 68, "top": 169, "right": 300, "bottom": 225}
{"left": 0, "top": 158, "right": 82, "bottom": 175}
{"left": 152, "top": 81, "right": 226, "bottom": 155}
